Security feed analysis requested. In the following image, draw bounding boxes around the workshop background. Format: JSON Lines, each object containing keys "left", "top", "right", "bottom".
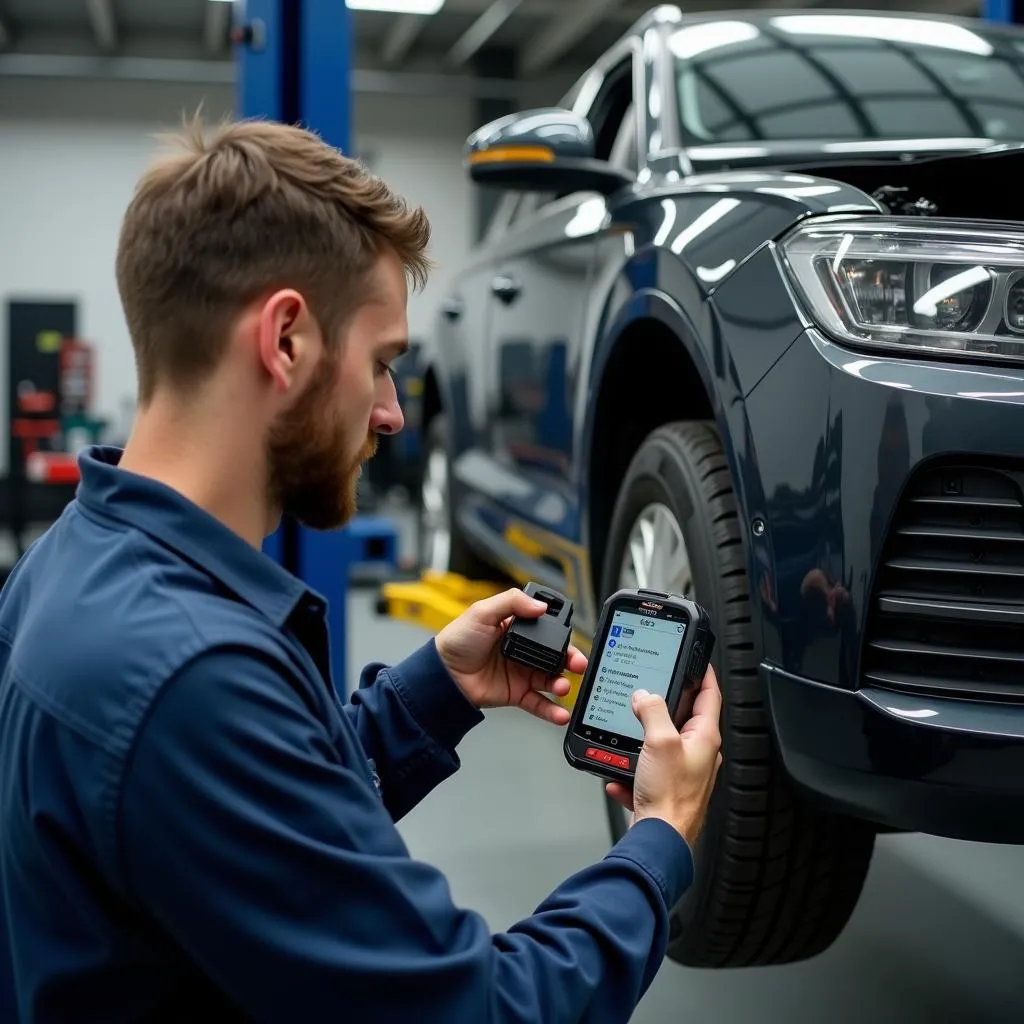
{"left": 3, "top": 0, "right": 1024, "bottom": 1021}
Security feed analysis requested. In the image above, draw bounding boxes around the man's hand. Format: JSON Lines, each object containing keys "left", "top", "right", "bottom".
{"left": 436, "top": 588, "right": 588, "bottom": 726}
{"left": 605, "top": 666, "right": 723, "bottom": 849}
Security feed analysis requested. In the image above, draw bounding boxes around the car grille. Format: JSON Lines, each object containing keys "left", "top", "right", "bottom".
{"left": 861, "top": 460, "right": 1024, "bottom": 703}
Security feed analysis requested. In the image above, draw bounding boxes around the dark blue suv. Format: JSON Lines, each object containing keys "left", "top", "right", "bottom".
{"left": 415, "top": 7, "right": 1024, "bottom": 969}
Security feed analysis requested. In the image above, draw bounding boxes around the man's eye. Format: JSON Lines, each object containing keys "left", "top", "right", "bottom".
{"left": 379, "top": 362, "right": 396, "bottom": 379}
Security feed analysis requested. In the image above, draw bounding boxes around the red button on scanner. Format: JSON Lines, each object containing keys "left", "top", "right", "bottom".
{"left": 585, "top": 747, "right": 630, "bottom": 770}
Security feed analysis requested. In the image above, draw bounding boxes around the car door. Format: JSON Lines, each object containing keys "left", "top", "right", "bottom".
{"left": 435, "top": 191, "right": 520, "bottom": 463}
{"left": 446, "top": 184, "right": 593, "bottom": 593}
{"left": 485, "top": 190, "right": 596, "bottom": 524}
{"left": 467, "top": 51, "right": 641, "bottom": 610}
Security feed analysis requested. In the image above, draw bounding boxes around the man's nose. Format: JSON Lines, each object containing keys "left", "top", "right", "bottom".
{"left": 372, "top": 396, "right": 404, "bottom": 436}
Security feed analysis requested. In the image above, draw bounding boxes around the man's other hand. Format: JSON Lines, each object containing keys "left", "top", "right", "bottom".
{"left": 436, "top": 588, "right": 588, "bottom": 726}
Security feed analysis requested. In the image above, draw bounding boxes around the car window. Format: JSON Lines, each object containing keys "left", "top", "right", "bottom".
{"left": 671, "top": 17, "right": 1024, "bottom": 143}
{"left": 589, "top": 59, "right": 635, "bottom": 163}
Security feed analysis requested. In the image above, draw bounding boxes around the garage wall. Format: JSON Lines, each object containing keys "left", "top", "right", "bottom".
{"left": 0, "top": 77, "right": 476, "bottom": 452}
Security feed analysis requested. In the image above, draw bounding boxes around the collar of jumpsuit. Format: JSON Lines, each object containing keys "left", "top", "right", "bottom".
{"left": 77, "top": 444, "right": 319, "bottom": 624}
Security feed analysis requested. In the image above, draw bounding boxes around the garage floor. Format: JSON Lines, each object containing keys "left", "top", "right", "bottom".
{"left": 347, "top": 578, "right": 1024, "bottom": 1023}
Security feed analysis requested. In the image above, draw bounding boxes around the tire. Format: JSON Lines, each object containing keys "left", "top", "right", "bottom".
{"left": 599, "top": 421, "right": 875, "bottom": 968}
{"left": 417, "top": 414, "right": 498, "bottom": 579}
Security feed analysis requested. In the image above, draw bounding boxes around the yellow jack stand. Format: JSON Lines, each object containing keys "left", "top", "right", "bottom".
{"left": 376, "top": 570, "right": 588, "bottom": 710}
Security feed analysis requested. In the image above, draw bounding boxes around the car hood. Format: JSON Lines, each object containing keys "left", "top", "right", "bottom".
{"left": 679, "top": 140, "right": 1024, "bottom": 222}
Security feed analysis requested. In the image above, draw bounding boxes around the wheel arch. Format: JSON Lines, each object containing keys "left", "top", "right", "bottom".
{"left": 582, "top": 292, "right": 761, "bottom": 607}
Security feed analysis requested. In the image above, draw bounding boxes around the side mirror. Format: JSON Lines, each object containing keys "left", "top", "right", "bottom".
{"left": 464, "top": 107, "right": 633, "bottom": 197}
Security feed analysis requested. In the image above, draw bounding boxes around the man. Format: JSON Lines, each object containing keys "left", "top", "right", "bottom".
{"left": 0, "top": 117, "right": 723, "bottom": 1022}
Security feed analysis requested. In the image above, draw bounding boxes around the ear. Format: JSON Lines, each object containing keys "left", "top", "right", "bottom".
{"left": 256, "top": 289, "right": 321, "bottom": 393}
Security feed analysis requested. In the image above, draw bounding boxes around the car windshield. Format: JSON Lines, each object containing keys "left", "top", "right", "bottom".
{"left": 671, "top": 14, "right": 1024, "bottom": 145}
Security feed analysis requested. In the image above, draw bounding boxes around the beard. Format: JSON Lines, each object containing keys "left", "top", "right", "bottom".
{"left": 265, "top": 360, "right": 378, "bottom": 532}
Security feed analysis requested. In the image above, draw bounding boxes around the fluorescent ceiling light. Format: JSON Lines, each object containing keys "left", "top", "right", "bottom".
{"left": 347, "top": 0, "right": 445, "bottom": 12}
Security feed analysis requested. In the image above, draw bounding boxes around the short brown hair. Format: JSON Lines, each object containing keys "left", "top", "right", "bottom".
{"left": 115, "top": 114, "right": 431, "bottom": 403}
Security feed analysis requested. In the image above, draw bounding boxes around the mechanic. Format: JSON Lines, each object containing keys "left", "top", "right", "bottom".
{"left": 0, "top": 116, "right": 723, "bottom": 1023}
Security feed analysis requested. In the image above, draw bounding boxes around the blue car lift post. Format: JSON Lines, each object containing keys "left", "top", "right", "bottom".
{"left": 984, "top": 0, "right": 1022, "bottom": 24}
{"left": 234, "top": 0, "right": 399, "bottom": 692}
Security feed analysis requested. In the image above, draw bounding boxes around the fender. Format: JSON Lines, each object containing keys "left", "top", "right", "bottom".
{"left": 573, "top": 172, "right": 878, "bottom": 634}
{"left": 578, "top": 171, "right": 879, "bottom": 445}
{"left": 580, "top": 286, "right": 726, "bottom": 448}
{"left": 577, "top": 235, "right": 806, "bottom": 655}
{"left": 577, "top": 284, "right": 775, "bottom": 648}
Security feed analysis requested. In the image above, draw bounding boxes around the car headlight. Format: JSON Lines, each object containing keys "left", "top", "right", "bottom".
{"left": 778, "top": 218, "right": 1024, "bottom": 362}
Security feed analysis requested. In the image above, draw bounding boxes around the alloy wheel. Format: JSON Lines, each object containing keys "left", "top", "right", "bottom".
{"left": 618, "top": 501, "right": 694, "bottom": 597}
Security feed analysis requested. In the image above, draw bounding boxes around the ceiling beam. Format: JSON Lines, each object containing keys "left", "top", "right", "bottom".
{"left": 204, "top": 0, "right": 232, "bottom": 55}
{"left": 86, "top": 0, "right": 117, "bottom": 52}
{"left": 520, "top": 0, "right": 623, "bottom": 76}
{"left": 0, "top": 52, "right": 547, "bottom": 100}
{"left": 447, "top": 0, "right": 522, "bottom": 66}
{"left": 380, "top": 15, "right": 427, "bottom": 66}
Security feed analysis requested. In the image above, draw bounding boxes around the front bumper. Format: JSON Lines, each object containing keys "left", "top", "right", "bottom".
{"left": 731, "top": 297, "right": 1024, "bottom": 838}
{"left": 766, "top": 662, "right": 1024, "bottom": 843}
{"left": 744, "top": 324, "right": 1024, "bottom": 687}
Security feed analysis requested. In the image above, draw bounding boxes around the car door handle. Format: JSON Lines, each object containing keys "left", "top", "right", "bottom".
{"left": 490, "top": 274, "right": 521, "bottom": 304}
{"left": 441, "top": 296, "right": 464, "bottom": 321}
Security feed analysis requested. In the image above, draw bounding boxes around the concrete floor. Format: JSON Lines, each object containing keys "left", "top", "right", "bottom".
{"left": 346, "top": 586, "right": 1024, "bottom": 1022}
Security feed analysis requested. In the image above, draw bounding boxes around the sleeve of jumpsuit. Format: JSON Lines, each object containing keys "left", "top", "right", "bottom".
{"left": 338, "top": 637, "right": 488, "bottom": 821}
{"left": 117, "top": 646, "right": 696, "bottom": 1024}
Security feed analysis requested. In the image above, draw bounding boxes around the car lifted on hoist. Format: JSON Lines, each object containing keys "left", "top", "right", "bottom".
{"left": 414, "top": 6, "right": 1024, "bottom": 968}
